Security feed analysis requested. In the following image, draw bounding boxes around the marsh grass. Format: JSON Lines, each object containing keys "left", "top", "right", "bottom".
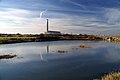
{"left": 0, "top": 37, "right": 37, "bottom": 44}
{"left": 97, "top": 72, "right": 120, "bottom": 80}
{"left": 0, "top": 37, "right": 36, "bottom": 40}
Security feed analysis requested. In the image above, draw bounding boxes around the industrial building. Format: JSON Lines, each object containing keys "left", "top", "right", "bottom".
{"left": 45, "top": 19, "right": 61, "bottom": 35}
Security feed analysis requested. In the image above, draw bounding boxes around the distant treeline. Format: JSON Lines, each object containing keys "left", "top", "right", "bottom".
{"left": 0, "top": 33, "right": 102, "bottom": 44}
{"left": 0, "top": 33, "right": 41, "bottom": 37}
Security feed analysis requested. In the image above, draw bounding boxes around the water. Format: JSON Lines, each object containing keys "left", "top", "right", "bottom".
{"left": 0, "top": 40, "right": 120, "bottom": 80}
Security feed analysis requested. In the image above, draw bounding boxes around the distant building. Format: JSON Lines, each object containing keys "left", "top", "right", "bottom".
{"left": 45, "top": 19, "right": 61, "bottom": 35}
{"left": 45, "top": 31, "right": 61, "bottom": 35}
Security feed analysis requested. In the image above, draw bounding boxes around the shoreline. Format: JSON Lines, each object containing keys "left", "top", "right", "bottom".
{"left": 0, "top": 34, "right": 120, "bottom": 45}
{"left": 0, "top": 34, "right": 102, "bottom": 44}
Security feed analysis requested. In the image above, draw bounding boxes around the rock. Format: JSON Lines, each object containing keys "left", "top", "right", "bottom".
{"left": 0, "top": 54, "right": 17, "bottom": 59}
{"left": 79, "top": 45, "right": 92, "bottom": 48}
{"left": 57, "top": 50, "right": 68, "bottom": 53}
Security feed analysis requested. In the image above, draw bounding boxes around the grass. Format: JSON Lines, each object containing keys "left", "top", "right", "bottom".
{"left": 0, "top": 34, "right": 102, "bottom": 44}
{"left": 0, "top": 37, "right": 37, "bottom": 44}
{"left": 0, "top": 37, "right": 36, "bottom": 39}
{"left": 97, "top": 72, "right": 120, "bottom": 80}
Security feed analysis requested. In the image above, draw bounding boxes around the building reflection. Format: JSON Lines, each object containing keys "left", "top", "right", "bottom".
{"left": 47, "top": 45, "right": 49, "bottom": 53}
{"left": 39, "top": 45, "right": 50, "bottom": 61}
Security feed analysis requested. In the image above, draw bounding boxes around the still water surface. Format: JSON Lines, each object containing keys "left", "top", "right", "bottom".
{"left": 0, "top": 40, "right": 120, "bottom": 80}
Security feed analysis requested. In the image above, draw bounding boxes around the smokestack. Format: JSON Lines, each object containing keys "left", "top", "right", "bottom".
{"left": 47, "top": 19, "right": 48, "bottom": 32}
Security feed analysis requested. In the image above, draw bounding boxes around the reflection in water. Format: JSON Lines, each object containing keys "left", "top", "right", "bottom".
{"left": 39, "top": 52, "right": 43, "bottom": 61}
{"left": 0, "top": 41, "right": 119, "bottom": 80}
{"left": 47, "top": 45, "right": 49, "bottom": 53}
{"left": 39, "top": 44, "right": 50, "bottom": 61}
{"left": 39, "top": 45, "right": 50, "bottom": 61}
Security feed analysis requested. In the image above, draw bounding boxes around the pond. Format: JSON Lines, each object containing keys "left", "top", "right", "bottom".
{"left": 0, "top": 40, "right": 120, "bottom": 80}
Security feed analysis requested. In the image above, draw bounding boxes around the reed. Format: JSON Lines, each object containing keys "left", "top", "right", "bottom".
{"left": 98, "top": 72, "right": 120, "bottom": 80}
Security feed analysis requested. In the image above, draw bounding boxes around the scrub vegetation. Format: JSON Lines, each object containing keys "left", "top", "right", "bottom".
{"left": 0, "top": 33, "right": 102, "bottom": 44}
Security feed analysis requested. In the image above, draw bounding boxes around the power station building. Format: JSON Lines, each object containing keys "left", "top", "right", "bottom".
{"left": 45, "top": 19, "right": 61, "bottom": 35}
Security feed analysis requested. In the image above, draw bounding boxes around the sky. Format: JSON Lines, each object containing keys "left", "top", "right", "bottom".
{"left": 0, "top": 0, "right": 120, "bottom": 35}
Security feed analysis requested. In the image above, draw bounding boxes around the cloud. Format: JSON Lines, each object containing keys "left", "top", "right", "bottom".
{"left": 65, "top": 0, "right": 86, "bottom": 9}
{"left": 0, "top": 8, "right": 36, "bottom": 25}
{"left": 0, "top": 0, "right": 120, "bottom": 35}
{"left": 0, "top": 7, "right": 118, "bottom": 35}
{"left": 0, "top": 7, "right": 48, "bottom": 34}
{"left": 115, "top": 0, "right": 120, "bottom": 4}
{"left": 105, "top": 8, "right": 120, "bottom": 24}
{"left": 48, "top": 17, "right": 101, "bottom": 33}
{"left": 49, "top": 14, "right": 120, "bottom": 35}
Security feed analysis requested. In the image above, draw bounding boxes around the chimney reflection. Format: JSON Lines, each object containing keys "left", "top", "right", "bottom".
{"left": 47, "top": 45, "right": 49, "bottom": 53}
{"left": 39, "top": 45, "right": 50, "bottom": 61}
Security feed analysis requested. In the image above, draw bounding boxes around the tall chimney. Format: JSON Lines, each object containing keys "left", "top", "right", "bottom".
{"left": 47, "top": 19, "right": 48, "bottom": 32}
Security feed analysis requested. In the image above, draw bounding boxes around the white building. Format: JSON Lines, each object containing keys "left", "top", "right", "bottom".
{"left": 45, "top": 31, "right": 61, "bottom": 35}
{"left": 45, "top": 19, "right": 61, "bottom": 35}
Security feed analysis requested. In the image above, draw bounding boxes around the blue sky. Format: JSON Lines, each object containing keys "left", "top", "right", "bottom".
{"left": 0, "top": 0, "right": 120, "bottom": 35}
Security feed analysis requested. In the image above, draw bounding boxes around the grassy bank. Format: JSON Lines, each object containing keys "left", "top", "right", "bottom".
{"left": 97, "top": 72, "right": 120, "bottom": 80}
{"left": 100, "top": 36, "right": 120, "bottom": 44}
{"left": 0, "top": 34, "right": 102, "bottom": 44}
{"left": 0, "top": 37, "right": 37, "bottom": 44}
